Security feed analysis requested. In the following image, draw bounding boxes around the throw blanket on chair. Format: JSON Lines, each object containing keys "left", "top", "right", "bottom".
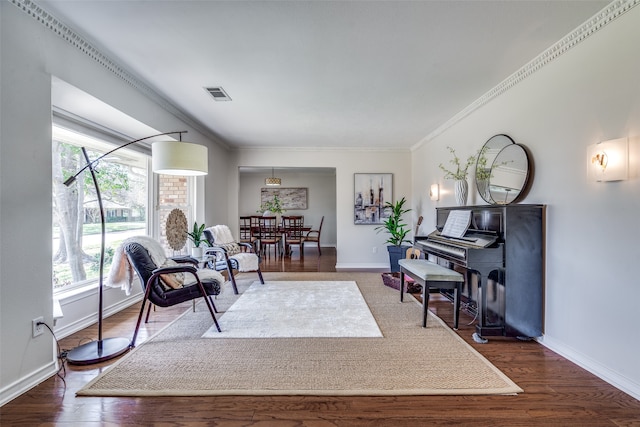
{"left": 107, "top": 235, "right": 224, "bottom": 295}
{"left": 108, "top": 235, "right": 167, "bottom": 295}
{"left": 206, "top": 225, "right": 259, "bottom": 272}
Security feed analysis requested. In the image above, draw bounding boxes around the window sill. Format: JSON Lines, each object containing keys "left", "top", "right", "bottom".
{"left": 54, "top": 281, "right": 99, "bottom": 304}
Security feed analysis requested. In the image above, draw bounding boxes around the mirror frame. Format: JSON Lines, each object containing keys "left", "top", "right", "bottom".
{"left": 476, "top": 134, "right": 531, "bottom": 205}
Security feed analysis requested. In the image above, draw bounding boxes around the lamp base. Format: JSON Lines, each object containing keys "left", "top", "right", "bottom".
{"left": 66, "top": 337, "right": 130, "bottom": 365}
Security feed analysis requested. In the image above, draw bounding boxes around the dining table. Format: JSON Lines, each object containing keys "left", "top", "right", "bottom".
{"left": 250, "top": 223, "right": 312, "bottom": 256}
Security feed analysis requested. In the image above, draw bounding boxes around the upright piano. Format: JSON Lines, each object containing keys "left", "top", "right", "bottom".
{"left": 415, "top": 204, "right": 545, "bottom": 340}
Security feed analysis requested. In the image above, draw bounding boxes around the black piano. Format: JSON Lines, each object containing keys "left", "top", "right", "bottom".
{"left": 415, "top": 204, "right": 545, "bottom": 341}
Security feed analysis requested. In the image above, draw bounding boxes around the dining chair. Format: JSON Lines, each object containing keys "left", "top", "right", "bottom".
{"left": 281, "top": 215, "right": 305, "bottom": 256}
{"left": 258, "top": 216, "right": 282, "bottom": 258}
{"left": 304, "top": 215, "right": 324, "bottom": 255}
{"left": 250, "top": 215, "right": 262, "bottom": 253}
{"left": 239, "top": 216, "right": 257, "bottom": 252}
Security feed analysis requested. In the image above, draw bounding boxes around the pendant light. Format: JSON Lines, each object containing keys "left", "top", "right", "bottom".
{"left": 265, "top": 168, "right": 281, "bottom": 186}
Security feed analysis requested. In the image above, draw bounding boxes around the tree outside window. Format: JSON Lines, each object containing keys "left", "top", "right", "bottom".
{"left": 52, "top": 125, "right": 148, "bottom": 292}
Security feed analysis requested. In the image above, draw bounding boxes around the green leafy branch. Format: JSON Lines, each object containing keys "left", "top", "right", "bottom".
{"left": 258, "top": 195, "right": 286, "bottom": 214}
{"left": 439, "top": 146, "right": 476, "bottom": 180}
{"left": 186, "top": 222, "right": 210, "bottom": 248}
{"left": 374, "top": 197, "right": 412, "bottom": 246}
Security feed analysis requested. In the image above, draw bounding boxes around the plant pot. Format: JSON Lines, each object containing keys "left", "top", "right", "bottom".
{"left": 191, "top": 247, "right": 204, "bottom": 258}
{"left": 386, "top": 245, "right": 411, "bottom": 272}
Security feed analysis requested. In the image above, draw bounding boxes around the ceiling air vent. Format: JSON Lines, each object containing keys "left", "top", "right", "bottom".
{"left": 205, "top": 86, "right": 231, "bottom": 101}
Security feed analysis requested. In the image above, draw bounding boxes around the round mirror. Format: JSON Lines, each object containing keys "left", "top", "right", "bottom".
{"left": 476, "top": 135, "right": 514, "bottom": 203}
{"left": 476, "top": 134, "right": 530, "bottom": 205}
{"left": 488, "top": 144, "right": 529, "bottom": 204}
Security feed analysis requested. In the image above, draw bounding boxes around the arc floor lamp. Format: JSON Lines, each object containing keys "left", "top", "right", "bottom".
{"left": 63, "top": 130, "right": 207, "bottom": 365}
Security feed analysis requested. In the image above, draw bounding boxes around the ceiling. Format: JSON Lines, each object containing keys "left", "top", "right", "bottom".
{"left": 38, "top": 0, "right": 610, "bottom": 150}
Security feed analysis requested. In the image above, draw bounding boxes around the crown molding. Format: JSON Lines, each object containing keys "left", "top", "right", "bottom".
{"left": 234, "top": 145, "right": 409, "bottom": 153}
{"left": 10, "top": 0, "right": 228, "bottom": 149}
{"left": 412, "top": 0, "right": 640, "bottom": 151}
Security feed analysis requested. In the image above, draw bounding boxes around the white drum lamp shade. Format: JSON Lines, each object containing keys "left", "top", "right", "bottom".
{"left": 152, "top": 141, "right": 208, "bottom": 175}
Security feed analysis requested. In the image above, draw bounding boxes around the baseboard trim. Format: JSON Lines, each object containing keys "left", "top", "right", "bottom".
{"left": 538, "top": 335, "right": 640, "bottom": 401}
{"left": 55, "top": 293, "right": 142, "bottom": 339}
{"left": 335, "top": 263, "right": 389, "bottom": 272}
{"left": 0, "top": 360, "right": 58, "bottom": 407}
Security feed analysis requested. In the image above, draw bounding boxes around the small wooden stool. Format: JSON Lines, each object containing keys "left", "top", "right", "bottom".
{"left": 398, "top": 258, "right": 464, "bottom": 329}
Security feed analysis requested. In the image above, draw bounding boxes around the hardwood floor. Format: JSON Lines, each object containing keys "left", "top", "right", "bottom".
{"left": 2, "top": 246, "right": 640, "bottom": 426}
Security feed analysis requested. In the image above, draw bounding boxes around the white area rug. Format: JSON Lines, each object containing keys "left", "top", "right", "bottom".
{"left": 202, "top": 280, "right": 383, "bottom": 338}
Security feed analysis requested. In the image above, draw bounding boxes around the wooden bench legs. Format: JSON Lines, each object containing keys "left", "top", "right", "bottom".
{"left": 398, "top": 259, "right": 464, "bottom": 330}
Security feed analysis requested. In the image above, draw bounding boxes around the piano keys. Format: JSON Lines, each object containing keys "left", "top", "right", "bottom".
{"left": 415, "top": 204, "right": 545, "bottom": 341}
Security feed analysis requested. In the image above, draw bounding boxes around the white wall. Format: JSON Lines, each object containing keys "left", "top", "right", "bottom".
{"left": 412, "top": 7, "right": 640, "bottom": 399}
{"left": 0, "top": 3, "right": 229, "bottom": 405}
{"left": 238, "top": 169, "right": 337, "bottom": 247}
{"left": 231, "top": 149, "right": 412, "bottom": 269}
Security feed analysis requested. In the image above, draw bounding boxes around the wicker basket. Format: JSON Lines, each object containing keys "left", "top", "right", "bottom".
{"left": 381, "top": 272, "right": 422, "bottom": 294}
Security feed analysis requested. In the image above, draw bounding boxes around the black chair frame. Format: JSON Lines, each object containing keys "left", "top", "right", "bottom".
{"left": 124, "top": 242, "right": 221, "bottom": 348}
{"left": 203, "top": 239, "right": 265, "bottom": 295}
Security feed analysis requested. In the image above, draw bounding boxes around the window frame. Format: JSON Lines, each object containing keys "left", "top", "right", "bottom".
{"left": 52, "top": 115, "right": 153, "bottom": 295}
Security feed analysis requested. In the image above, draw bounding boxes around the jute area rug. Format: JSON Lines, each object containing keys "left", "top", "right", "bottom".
{"left": 78, "top": 272, "right": 522, "bottom": 397}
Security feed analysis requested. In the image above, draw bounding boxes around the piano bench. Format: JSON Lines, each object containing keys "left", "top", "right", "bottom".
{"left": 398, "top": 259, "right": 464, "bottom": 330}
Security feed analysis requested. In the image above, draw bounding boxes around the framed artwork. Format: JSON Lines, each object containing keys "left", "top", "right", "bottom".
{"left": 261, "top": 187, "right": 308, "bottom": 209}
{"left": 354, "top": 173, "right": 392, "bottom": 224}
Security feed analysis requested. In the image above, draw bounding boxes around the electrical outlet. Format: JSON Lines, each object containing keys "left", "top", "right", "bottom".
{"left": 372, "top": 246, "right": 377, "bottom": 254}
{"left": 32, "top": 317, "right": 44, "bottom": 338}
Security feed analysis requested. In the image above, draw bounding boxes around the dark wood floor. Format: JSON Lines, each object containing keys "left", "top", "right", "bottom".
{"left": 2, "top": 246, "right": 640, "bottom": 426}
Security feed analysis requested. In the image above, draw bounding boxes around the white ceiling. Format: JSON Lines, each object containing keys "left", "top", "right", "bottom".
{"left": 39, "top": 0, "right": 609, "bottom": 150}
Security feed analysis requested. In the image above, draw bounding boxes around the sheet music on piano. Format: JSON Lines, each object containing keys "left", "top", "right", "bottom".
{"left": 441, "top": 210, "right": 472, "bottom": 239}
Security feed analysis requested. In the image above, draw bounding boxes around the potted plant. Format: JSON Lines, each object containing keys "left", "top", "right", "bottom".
{"left": 258, "top": 195, "right": 286, "bottom": 222}
{"left": 439, "top": 146, "right": 477, "bottom": 206}
{"left": 375, "top": 196, "right": 412, "bottom": 272}
{"left": 186, "top": 221, "right": 209, "bottom": 257}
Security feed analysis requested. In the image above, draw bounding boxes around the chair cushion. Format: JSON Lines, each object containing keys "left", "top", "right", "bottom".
{"left": 158, "top": 259, "right": 185, "bottom": 290}
{"left": 184, "top": 268, "right": 225, "bottom": 287}
{"left": 153, "top": 276, "right": 222, "bottom": 308}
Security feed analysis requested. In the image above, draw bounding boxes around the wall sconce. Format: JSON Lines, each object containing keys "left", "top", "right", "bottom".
{"left": 430, "top": 184, "right": 439, "bottom": 201}
{"left": 587, "top": 137, "right": 628, "bottom": 182}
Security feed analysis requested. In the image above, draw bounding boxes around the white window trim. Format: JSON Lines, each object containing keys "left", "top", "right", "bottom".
{"left": 52, "top": 114, "right": 153, "bottom": 296}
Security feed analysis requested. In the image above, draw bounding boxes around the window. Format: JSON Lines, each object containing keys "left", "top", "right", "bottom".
{"left": 52, "top": 125, "right": 149, "bottom": 293}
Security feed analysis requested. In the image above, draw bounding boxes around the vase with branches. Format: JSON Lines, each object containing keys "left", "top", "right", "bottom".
{"left": 439, "top": 146, "right": 477, "bottom": 205}
{"left": 439, "top": 146, "right": 477, "bottom": 181}
{"left": 258, "top": 194, "right": 286, "bottom": 215}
